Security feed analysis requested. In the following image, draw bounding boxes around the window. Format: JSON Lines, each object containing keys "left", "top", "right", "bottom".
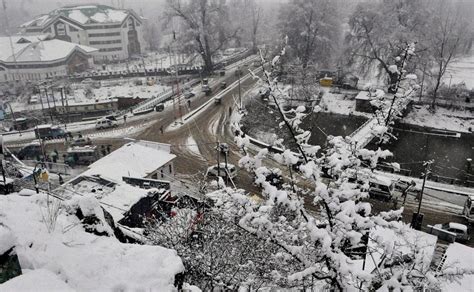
{"left": 99, "top": 47, "right": 122, "bottom": 52}
{"left": 90, "top": 39, "right": 122, "bottom": 45}
{"left": 168, "top": 164, "right": 172, "bottom": 174}
{"left": 88, "top": 32, "right": 121, "bottom": 37}
{"left": 57, "top": 23, "right": 66, "bottom": 36}
{"left": 160, "top": 169, "right": 164, "bottom": 178}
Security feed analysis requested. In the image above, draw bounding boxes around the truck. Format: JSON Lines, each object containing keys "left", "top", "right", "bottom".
{"left": 34, "top": 124, "right": 71, "bottom": 140}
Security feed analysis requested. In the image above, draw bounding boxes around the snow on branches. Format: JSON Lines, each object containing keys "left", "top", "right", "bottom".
{"left": 222, "top": 40, "right": 467, "bottom": 290}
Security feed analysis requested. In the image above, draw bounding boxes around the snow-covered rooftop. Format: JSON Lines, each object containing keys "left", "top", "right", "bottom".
{"left": 0, "top": 36, "right": 98, "bottom": 63}
{"left": 81, "top": 140, "right": 176, "bottom": 183}
{"left": 442, "top": 243, "right": 474, "bottom": 292}
{"left": 21, "top": 4, "right": 138, "bottom": 28}
{"left": 0, "top": 193, "right": 183, "bottom": 291}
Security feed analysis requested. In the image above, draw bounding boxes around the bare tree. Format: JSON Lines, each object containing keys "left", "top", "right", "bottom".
{"left": 279, "top": 0, "right": 341, "bottom": 70}
{"left": 166, "top": 0, "right": 239, "bottom": 73}
{"left": 344, "top": 0, "right": 429, "bottom": 92}
{"left": 424, "top": 0, "right": 471, "bottom": 109}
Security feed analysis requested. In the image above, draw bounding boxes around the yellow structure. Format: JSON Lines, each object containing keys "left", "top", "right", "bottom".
{"left": 320, "top": 77, "right": 333, "bottom": 87}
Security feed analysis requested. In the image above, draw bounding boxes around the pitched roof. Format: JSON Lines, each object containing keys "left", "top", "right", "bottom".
{"left": 21, "top": 4, "right": 141, "bottom": 28}
{"left": 0, "top": 36, "right": 98, "bottom": 63}
{"left": 81, "top": 140, "right": 176, "bottom": 183}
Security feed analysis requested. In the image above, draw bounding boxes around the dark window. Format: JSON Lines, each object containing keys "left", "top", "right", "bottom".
{"left": 88, "top": 32, "right": 121, "bottom": 37}
{"left": 99, "top": 47, "right": 122, "bottom": 52}
{"left": 90, "top": 39, "right": 122, "bottom": 45}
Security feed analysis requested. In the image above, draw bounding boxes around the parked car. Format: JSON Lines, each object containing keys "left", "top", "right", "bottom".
{"left": 16, "top": 141, "right": 43, "bottom": 160}
{"left": 34, "top": 125, "right": 70, "bottom": 140}
{"left": 368, "top": 177, "right": 395, "bottom": 201}
{"left": 220, "top": 82, "right": 227, "bottom": 89}
{"left": 95, "top": 118, "right": 118, "bottom": 130}
{"left": 71, "top": 137, "right": 92, "bottom": 147}
{"left": 433, "top": 222, "right": 470, "bottom": 242}
{"left": 206, "top": 163, "right": 238, "bottom": 179}
{"left": 65, "top": 146, "right": 99, "bottom": 166}
{"left": 462, "top": 195, "right": 474, "bottom": 223}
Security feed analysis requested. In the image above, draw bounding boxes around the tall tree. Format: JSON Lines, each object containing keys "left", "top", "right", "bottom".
{"left": 166, "top": 0, "right": 239, "bottom": 73}
{"left": 344, "top": 0, "right": 429, "bottom": 92}
{"left": 424, "top": 0, "right": 471, "bottom": 109}
{"left": 278, "top": 0, "right": 341, "bottom": 69}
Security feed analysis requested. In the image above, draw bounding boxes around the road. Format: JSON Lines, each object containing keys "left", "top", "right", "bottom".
{"left": 5, "top": 55, "right": 473, "bottom": 246}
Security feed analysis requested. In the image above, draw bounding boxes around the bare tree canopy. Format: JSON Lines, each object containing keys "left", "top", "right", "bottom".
{"left": 165, "top": 0, "right": 240, "bottom": 73}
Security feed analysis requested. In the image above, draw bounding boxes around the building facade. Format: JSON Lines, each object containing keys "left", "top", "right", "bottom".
{"left": 0, "top": 35, "right": 97, "bottom": 82}
{"left": 20, "top": 4, "right": 145, "bottom": 62}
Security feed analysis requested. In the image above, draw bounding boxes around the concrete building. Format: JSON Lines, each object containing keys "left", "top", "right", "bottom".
{"left": 0, "top": 35, "right": 98, "bottom": 82}
{"left": 20, "top": 4, "right": 145, "bottom": 62}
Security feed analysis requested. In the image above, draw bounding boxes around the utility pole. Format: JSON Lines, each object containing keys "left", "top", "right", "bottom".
{"left": 238, "top": 68, "right": 242, "bottom": 110}
{"left": 411, "top": 160, "right": 433, "bottom": 230}
{"left": 44, "top": 87, "right": 54, "bottom": 122}
{"left": 0, "top": 135, "right": 8, "bottom": 195}
{"left": 216, "top": 141, "right": 221, "bottom": 189}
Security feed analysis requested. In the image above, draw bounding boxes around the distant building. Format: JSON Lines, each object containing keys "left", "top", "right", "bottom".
{"left": 0, "top": 35, "right": 97, "bottom": 82}
{"left": 20, "top": 4, "right": 145, "bottom": 62}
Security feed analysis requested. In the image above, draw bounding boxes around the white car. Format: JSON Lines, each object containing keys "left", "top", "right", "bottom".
{"left": 95, "top": 118, "right": 118, "bottom": 130}
{"left": 206, "top": 163, "right": 238, "bottom": 179}
{"left": 433, "top": 222, "right": 470, "bottom": 242}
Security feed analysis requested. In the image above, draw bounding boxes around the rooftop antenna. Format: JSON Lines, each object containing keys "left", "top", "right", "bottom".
{"left": 2, "top": 0, "right": 20, "bottom": 82}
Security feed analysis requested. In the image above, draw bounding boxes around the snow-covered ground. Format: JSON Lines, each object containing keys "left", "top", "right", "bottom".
{"left": 403, "top": 105, "right": 474, "bottom": 133}
{"left": 319, "top": 91, "right": 374, "bottom": 118}
{"left": 0, "top": 193, "right": 184, "bottom": 291}
{"left": 445, "top": 52, "right": 474, "bottom": 90}
{"left": 319, "top": 91, "right": 473, "bottom": 133}
{"left": 441, "top": 243, "right": 474, "bottom": 292}
{"left": 10, "top": 79, "right": 171, "bottom": 112}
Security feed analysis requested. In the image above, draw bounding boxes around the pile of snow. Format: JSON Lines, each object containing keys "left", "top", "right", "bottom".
{"left": 0, "top": 225, "right": 16, "bottom": 255}
{"left": 0, "top": 193, "right": 184, "bottom": 291}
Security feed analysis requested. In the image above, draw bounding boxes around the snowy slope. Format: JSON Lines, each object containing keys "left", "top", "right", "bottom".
{"left": 0, "top": 193, "right": 184, "bottom": 292}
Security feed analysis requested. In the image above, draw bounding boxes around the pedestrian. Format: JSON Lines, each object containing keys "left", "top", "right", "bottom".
{"left": 106, "top": 144, "right": 111, "bottom": 154}
{"left": 124, "top": 115, "right": 127, "bottom": 124}
{"left": 101, "top": 145, "right": 107, "bottom": 157}
{"left": 160, "top": 125, "right": 164, "bottom": 134}
{"left": 78, "top": 132, "right": 83, "bottom": 138}
{"left": 51, "top": 149, "right": 58, "bottom": 164}
{"left": 187, "top": 99, "right": 191, "bottom": 108}
{"left": 229, "top": 106, "right": 232, "bottom": 115}
{"left": 58, "top": 173, "right": 64, "bottom": 185}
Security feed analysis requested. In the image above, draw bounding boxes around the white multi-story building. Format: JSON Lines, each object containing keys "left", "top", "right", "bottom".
{"left": 0, "top": 35, "right": 97, "bottom": 82}
{"left": 20, "top": 4, "right": 145, "bottom": 62}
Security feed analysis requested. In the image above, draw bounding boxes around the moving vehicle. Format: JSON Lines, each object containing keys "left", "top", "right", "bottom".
{"left": 95, "top": 118, "right": 118, "bottom": 130}
{"left": 184, "top": 91, "right": 195, "bottom": 99}
{"left": 16, "top": 141, "right": 43, "bottom": 160}
{"left": 65, "top": 146, "right": 99, "bottom": 166}
{"left": 220, "top": 82, "right": 227, "bottom": 89}
{"left": 463, "top": 195, "right": 474, "bottom": 223}
{"left": 155, "top": 103, "right": 165, "bottom": 112}
{"left": 431, "top": 222, "right": 470, "bottom": 242}
{"left": 71, "top": 137, "right": 92, "bottom": 147}
{"left": 206, "top": 163, "right": 238, "bottom": 179}
{"left": 34, "top": 125, "right": 70, "bottom": 140}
